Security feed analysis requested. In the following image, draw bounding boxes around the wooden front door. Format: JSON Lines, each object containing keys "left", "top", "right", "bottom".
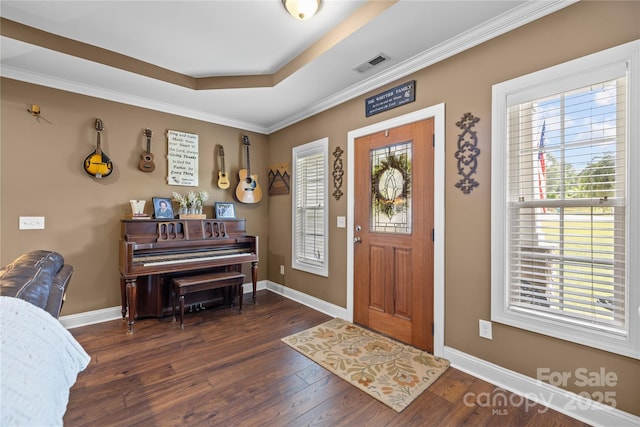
{"left": 354, "top": 118, "right": 434, "bottom": 352}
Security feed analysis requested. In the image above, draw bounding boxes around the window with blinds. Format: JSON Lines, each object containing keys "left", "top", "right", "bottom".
{"left": 507, "top": 78, "right": 626, "bottom": 332}
{"left": 491, "top": 41, "right": 639, "bottom": 359}
{"left": 292, "top": 137, "right": 328, "bottom": 277}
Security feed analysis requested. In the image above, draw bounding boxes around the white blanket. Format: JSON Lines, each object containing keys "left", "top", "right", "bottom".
{"left": 0, "top": 296, "right": 90, "bottom": 426}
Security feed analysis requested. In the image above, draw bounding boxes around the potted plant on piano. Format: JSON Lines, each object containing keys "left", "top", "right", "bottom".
{"left": 172, "top": 191, "right": 208, "bottom": 218}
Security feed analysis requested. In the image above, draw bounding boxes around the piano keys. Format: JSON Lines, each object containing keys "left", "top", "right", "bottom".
{"left": 119, "top": 218, "right": 258, "bottom": 333}
{"left": 139, "top": 250, "right": 248, "bottom": 267}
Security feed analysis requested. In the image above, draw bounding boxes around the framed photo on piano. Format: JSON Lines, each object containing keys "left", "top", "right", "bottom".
{"left": 153, "top": 197, "right": 175, "bottom": 219}
{"left": 214, "top": 202, "right": 236, "bottom": 219}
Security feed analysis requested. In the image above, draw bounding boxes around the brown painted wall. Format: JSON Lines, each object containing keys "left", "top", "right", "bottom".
{"left": 1, "top": 0, "right": 638, "bottom": 416}
{"left": 0, "top": 81, "right": 270, "bottom": 314}
{"left": 266, "top": 1, "right": 639, "bottom": 415}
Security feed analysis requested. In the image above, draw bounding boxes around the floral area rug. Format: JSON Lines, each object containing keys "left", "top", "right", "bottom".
{"left": 281, "top": 318, "right": 449, "bottom": 412}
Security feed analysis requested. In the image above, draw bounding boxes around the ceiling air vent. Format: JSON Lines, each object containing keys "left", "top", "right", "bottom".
{"left": 354, "top": 53, "right": 389, "bottom": 74}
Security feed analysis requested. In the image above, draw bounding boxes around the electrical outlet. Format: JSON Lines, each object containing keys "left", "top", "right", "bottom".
{"left": 280, "top": 265, "right": 285, "bottom": 275}
{"left": 479, "top": 319, "right": 493, "bottom": 340}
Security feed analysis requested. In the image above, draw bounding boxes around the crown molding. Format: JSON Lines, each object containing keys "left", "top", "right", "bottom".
{"left": 1, "top": 1, "right": 576, "bottom": 135}
{"left": 0, "top": 64, "right": 266, "bottom": 134}
{"left": 266, "top": 0, "right": 577, "bottom": 133}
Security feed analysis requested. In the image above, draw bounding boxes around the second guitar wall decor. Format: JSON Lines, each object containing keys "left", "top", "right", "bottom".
{"left": 235, "top": 135, "right": 262, "bottom": 203}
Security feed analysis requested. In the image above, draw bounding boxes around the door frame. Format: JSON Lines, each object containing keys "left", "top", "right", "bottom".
{"left": 346, "top": 103, "right": 445, "bottom": 357}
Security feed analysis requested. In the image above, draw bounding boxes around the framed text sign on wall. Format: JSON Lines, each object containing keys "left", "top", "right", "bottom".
{"left": 365, "top": 80, "right": 416, "bottom": 117}
{"left": 167, "top": 130, "right": 198, "bottom": 187}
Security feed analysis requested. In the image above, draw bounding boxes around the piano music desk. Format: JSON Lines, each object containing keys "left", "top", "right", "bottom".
{"left": 171, "top": 271, "right": 246, "bottom": 329}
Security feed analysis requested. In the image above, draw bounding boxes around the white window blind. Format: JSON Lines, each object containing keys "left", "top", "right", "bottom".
{"left": 507, "top": 77, "right": 626, "bottom": 334}
{"left": 491, "top": 40, "right": 639, "bottom": 358}
{"left": 292, "top": 138, "right": 328, "bottom": 276}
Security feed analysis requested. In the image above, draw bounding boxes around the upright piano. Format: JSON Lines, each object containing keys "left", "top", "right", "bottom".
{"left": 119, "top": 218, "right": 258, "bottom": 333}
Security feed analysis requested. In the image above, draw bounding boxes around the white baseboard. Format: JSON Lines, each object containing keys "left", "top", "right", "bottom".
{"left": 443, "top": 346, "right": 640, "bottom": 427}
{"left": 243, "top": 280, "right": 268, "bottom": 295}
{"left": 59, "top": 280, "right": 269, "bottom": 329}
{"left": 265, "top": 280, "right": 347, "bottom": 319}
{"left": 59, "top": 305, "right": 123, "bottom": 329}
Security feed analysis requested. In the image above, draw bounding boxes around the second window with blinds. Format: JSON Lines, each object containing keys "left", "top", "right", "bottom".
{"left": 491, "top": 40, "right": 639, "bottom": 359}
{"left": 292, "top": 137, "right": 329, "bottom": 277}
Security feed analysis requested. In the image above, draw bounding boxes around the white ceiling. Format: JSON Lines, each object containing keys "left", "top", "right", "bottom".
{"left": 0, "top": 1, "right": 572, "bottom": 134}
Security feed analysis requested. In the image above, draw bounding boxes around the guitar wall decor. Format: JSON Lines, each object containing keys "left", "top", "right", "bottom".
{"left": 83, "top": 118, "right": 113, "bottom": 178}
{"left": 217, "top": 145, "right": 230, "bottom": 189}
{"left": 138, "top": 128, "right": 155, "bottom": 172}
{"left": 235, "top": 135, "right": 262, "bottom": 203}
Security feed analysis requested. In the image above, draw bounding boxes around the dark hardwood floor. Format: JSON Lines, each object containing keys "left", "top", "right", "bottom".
{"left": 65, "top": 290, "right": 589, "bottom": 426}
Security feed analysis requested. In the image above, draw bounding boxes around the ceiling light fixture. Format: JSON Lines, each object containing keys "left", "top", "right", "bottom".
{"left": 282, "top": 0, "right": 322, "bottom": 20}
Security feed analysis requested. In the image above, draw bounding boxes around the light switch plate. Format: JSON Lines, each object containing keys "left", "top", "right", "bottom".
{"left": 337, "top": 216, "right": 346, "bottom": 228}
{"left": 19, "top": 216, "right": 45, "bottom": 230}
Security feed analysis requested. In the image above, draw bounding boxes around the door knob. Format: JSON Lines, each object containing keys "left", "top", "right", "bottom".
{"left": 354, "top": 237, "right": 362, "bottom": 244}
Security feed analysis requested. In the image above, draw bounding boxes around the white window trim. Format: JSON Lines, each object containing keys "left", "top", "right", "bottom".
{"left": 491, "top": 40, "right": 640, "bottom": 359}
{"left": 291, "top": 137, "right": 329, "bottom": 277}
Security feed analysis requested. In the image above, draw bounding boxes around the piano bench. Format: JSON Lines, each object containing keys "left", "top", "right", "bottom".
{"left": 171, "top": 271, "right": 246, "bottom": 329}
